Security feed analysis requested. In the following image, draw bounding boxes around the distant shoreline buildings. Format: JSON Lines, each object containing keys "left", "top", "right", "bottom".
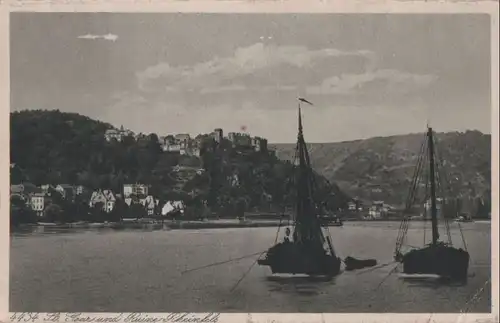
{"left": 104, "top": 126, "right": 133, "bottom": 142}
{"left": 10, "top": 182, "right": 183, "bottom": 219}
{"left": 11, "top": 127, "right": 270, "bottom": 221}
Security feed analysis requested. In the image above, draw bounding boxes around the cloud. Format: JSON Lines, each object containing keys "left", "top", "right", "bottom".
{"left": 307, "top": 69, "right": 436, "bottom": 95}
{"left": 136, "top": 43, "right": 374, "bottom": 93}
{"left": 134, "top": 43, "right": 433, "bottom": 100}
{"left": 77, "top": 33, "right": 118, "bottom": 42}
{"left": 109, "top": 44, "right": 436, "bottom": 121}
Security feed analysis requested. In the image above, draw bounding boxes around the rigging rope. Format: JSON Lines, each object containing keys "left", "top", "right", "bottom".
{"left": 274, "top": 215, "right": 283, "bottom": 244}
{"left": 433, "top": 136, "right": 458, "bottom": 246}
{"left": 423, "top": 170, "right": 429, "bottom": 245}
{"left": 457, "top": 222, "right": 468, "bottom": 252}
{"left": 395, "top": 133, "right": 428, "bottom": 255}
{"left": 433, "top": 160, "right": 451, "bottom": 244}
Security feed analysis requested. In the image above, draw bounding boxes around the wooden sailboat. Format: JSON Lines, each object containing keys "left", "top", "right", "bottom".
{"left": 394, "top": 126, "right": 470, "bottom": 281}
{"left": 257, "top": 102, "right": 342, "bottom": 277}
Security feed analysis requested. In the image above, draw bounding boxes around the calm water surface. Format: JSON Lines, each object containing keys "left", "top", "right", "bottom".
{"left": 10, "top": 222, "right": 491, "bottom": 313}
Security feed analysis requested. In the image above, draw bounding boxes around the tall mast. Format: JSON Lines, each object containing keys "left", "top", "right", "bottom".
{"left": 427, "top": 127, "right": 439, "bottom": 244}
{"left": 292, "top": 99, "right": 326, "bottom": 249}
{"left": 295, "top": 105, "right": 307, "bottom": 242}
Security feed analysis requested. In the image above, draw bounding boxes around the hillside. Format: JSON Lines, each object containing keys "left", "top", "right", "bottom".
{"left": 271, "top": 131, "right": 491, "bottom": 206}
{"left": 10, "top": 110, "right": 350, "bottom": 213}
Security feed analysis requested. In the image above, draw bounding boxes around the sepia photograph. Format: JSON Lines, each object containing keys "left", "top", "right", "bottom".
{"left": 7, "top": 11, "right": 495, "bottom": 315}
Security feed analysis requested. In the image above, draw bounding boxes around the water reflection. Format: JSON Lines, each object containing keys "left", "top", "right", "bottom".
{"left": 264, "top": 275, "right": 336, "bottom": 296}
{"left": 10, "top": 223, "right": 491, "bottom": 312}
{"left": 400, "top": 275, "right": 467, "bottom": 288}
{"left": 11, "top": 225, "right": 169, "bottom": 237}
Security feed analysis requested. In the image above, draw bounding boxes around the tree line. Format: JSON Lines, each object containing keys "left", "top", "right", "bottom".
{"left": 10, "top": 110, "right": 351, "bottom": 226}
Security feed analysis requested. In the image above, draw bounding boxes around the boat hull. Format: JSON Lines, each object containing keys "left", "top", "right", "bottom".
{"left": 401, "top": 244, "right": 469, "bottom": 281}
{"left": 257, "top": 242, "right": 341, "bottom": 277}
{"left": 344, "top": 257, "right": 377, "bottom": 271}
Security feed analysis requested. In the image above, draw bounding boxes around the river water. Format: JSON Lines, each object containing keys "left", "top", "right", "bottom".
{"left": 10, "top": 221, "right": 492, "bottom": 313}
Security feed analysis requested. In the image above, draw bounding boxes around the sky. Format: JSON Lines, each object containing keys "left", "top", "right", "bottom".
{"left": 10, "top": 13, "right": 491, "bottom": 143}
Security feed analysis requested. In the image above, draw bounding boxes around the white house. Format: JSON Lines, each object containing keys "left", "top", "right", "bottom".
{"left": 140, "top": 195, "right": 156, "bottom": 216}
{"left": 89, "top": 190, "right": 116, "bottom": 213}
{"left": 161, "top": 201, "right": 185, "bottom": 216}
{"left": 368, "top": 206, "right": 382, "bottom": 219}
{"left": 123, "top": 184, "right": 148, "bottom": 198}
{"left": 103, "top": 190, "right": 116, "bottom": 212}
{"left": 104, "top": 126, "right": 133, "bottom": 142}
{"left": 30, "top": 193, "right": 46, "bottom": 217}
{"left": 175, "top": 134, "right": 191, "bottom": 142}
{"left": 348, "top": 202, "right": 357, "bottom": 211}
{"left": 227, "top": 173, "right": 240, "bottom": 187}
{"left": 40, "top": 184, "right": 55, "bottom": 195}
{"left": 55, "top": 184, "right": 74, "bottom": 199}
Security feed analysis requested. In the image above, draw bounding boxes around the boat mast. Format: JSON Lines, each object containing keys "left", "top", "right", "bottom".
{"left": 294, "top": 102, "right": 322, "bottom": 245}
{"left": 295, "top": 105, "right": 308, "bottom": 242}
{"left": 427, "top": 127, "right": 439, "bottom": 244}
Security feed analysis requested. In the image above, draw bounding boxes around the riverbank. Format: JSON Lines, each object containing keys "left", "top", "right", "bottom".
{"left": 11, "top": 219, "right": 285, "bottom": 233}
{"left": 12, "top": 217, "right": 489, "bottom": 234}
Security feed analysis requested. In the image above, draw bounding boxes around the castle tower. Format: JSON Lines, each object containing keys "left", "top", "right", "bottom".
{"left": 214, "top": 128, "right": 223, "bottom": 143}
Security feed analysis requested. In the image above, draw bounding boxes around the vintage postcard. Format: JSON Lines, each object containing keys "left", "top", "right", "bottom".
{"left": 0, "top": 1, "right": 498, "bottom": 323}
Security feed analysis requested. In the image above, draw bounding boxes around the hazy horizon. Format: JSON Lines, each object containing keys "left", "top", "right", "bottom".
{"left": 11, "top": 13, "right": 492, "bottom": 143}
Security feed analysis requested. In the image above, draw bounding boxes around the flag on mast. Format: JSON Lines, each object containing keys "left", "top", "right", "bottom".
{"left": 298, "top": 97, "right": 314, "bottom": 106}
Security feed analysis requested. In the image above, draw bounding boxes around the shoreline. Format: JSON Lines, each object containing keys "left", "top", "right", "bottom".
{"left": 11, "top": 218, "right": 489, "bottom": 234}
{"left": 11, "top": 220, "right": 284, "bottom": 233}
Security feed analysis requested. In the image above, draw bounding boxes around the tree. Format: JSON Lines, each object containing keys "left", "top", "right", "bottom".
{"left": 110, "top": 198, "right": 128, "bottom": 222}
{"left": 74, "top": 195, "right": 90, "bottom": 222}
{"left": 10, "top": 195, "right": 26, "bottom": 208}
{"left": 10, "top": 110, "right": 353, "bottom": 217}
{"left": 10, "top": 196, "right": 38, "bottom": 228}
{"left": 44, "top": 204, "right": 63, "bottom": 223}
{"left": 90, "top": 202, "right": 106, "bottom": 223}
{"left": 129, "top": 202, "right": 146, "bottom": 219}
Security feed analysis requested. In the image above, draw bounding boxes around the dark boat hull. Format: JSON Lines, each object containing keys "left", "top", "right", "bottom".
{"left": 258, "top": 242, "right": 341, "bottom": 277}
{"left": 344, "top": 257, "right": 377, "bottom": 271}
{"left": 401, "top": 244, "right": 469, "bottom": 281}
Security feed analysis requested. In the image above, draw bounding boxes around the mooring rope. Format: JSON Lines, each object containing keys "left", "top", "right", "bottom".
{"left": 230, "top": 251, "right": 267, "bottom": 292}
{"left": 355, "top": 261, "right": 398, "bottom": 275}
{"left": 460, "top": 278, "right": 491, "bottom": 313}
{"left": 374, "top": 263, "right": 400, "bottom": 291}
{"left": 181, "top": 250, "right": 266, "bottom": 274}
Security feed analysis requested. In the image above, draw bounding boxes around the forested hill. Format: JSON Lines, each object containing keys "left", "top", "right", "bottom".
{"left": 10, "top": 110, "right": 350, "bottom": 212}
{"left": 271, "top": 130, "right": 491, "bottom": 206}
